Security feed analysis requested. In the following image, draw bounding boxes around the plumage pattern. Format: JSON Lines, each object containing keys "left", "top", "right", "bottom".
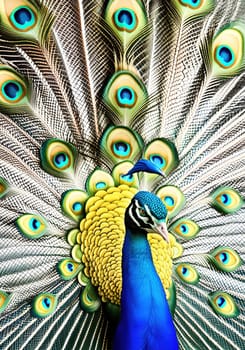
{"left": 0, "top": 0, "right": 244, "bottom": 349}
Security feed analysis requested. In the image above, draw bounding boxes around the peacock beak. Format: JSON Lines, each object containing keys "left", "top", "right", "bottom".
{"left": 154, "top": 221, "right": 169, "bottom": 242}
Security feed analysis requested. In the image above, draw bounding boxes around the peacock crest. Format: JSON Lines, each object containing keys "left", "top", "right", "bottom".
{"left": 0, "top": 0, "right": 244, "bottom": 349}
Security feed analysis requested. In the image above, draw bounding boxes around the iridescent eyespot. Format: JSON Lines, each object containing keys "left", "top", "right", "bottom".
{"left": 40, "top": 139, "right": 77, "bottom": 178}
{"left": 0, "top": 68, "right": 27, "bottom": 107}
{"left": 169, "top": 218, "right": 200, "bottom": 240}
{"left": 212, "top": 24, "right": 245, "bottom": 76}
{"left": 164, "top": 196, "right": 175, "bottom": 207}
{"left": 211, "top": 187, "right": 243, "bottom": 214}
{"left": 215, "top": 46, "right": 234, "bottom": 68}
{"left": 113, "top": 141, "right": 131, "bottom": 158}
{"left": 116, "top": 86, "right": 136, "bottom": 107}
{"left": 149, "top": 155, "right": 166, "bottom": 168}
{"left": 16, "top": 214, "right": 47, "bottom": 239}
{"left": 57, "top": 258, "right": 82, "bottom": 280}
{"left": 103, "top": 71, "right": 147, "bottom": 124}
{"left": 10, "top": 6, "right": 36, "bottom": 31}
{"left": 2, "top": 81, "right": 24, "bottom": 102}
{"left": 210, "top": 247, "right": 242, "bottom": 272}
{"left": 157, "top": 186, "right": 185, "bottom": 219}
{"left": 112, "top": 161, "right": 139, "bottom": 187}
{"left": 32, "top": 293, "right": 58, "bottom": 318}
{"left": 113, "top": 8, "right": 137, "bottom": 32}
{"left": 144, "top": 138, "right": 179, "bottom": 176}
{"left": 180, "top": 0, "right": 202, "bottom": 9}
{"left": 85, "top": 169, "right": 114, "bottom": 195}
{"left": 53, "top": 152, "right": 69, "bottom": 169}
{"left": 208, "top": 291, "right": 240, "bottom": 318}
{"left": 100, "top": 126, "right": 143, "bottom": 164}
{"left": 104, "top": 0, "right": 147, "bottom": 48}
{"left": 176, "top": 263, "right": 200, "bottom": 284}
{"left": 96, "top": 182, "right": 106, "bottom": 190}
{"left": 61, "top": 190, "right": 88, "bottom": 222}
{"left": 173, "top": 0, "right": 214, "bottom": 16}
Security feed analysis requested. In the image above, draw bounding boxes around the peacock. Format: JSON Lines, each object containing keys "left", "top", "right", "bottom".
{"left": 0, "top": 0, "right": 244, "bottom": 349}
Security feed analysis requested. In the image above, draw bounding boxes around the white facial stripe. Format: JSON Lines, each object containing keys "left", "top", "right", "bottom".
{"left": 135, "top": 200, "right": 149, "bottom": 225}
{"left": 129, "top": 203, "right": 140, "bottom": 226}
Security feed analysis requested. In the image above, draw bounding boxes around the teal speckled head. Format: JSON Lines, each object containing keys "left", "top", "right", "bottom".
{"left": 125, "top": 191, "right": 169, "bottom": 241}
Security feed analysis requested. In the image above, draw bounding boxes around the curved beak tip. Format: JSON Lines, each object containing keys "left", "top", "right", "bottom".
{"left": 156, "top": 222, "right": 169, "bottom": 242}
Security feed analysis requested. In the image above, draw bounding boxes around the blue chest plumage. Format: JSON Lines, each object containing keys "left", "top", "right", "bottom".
{"left": 113, "top": 229, "right": 179, "bottom": 350}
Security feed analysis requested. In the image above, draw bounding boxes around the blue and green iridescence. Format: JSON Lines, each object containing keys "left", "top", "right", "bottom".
{"left": 215, "top": 45, "right": 235, "bottom": 68}
{"left": 72, "top": 202, "right": 83, "bottom": 213}
{"left": 113, "top": 142, "right": 131, "bottom": 158}
{"left": 29, "top": 218, "right": 41, "bottom": 231}
{"left": 32, "top": 293, "right": 58, "bottom": 318}
{"left": 16, "top": 214, "right": 47, "bottom": 239}
{"left": 113, "top": 8, "right": 137, "bottom": 32}
{"left": 95, "top": 182, "right": 106, "bottom": 190}
{"left": 210, "top": 247, "right": 242, "bottom": 272}
{"left": 164, "top": 196, "right": 175, "bottom": 207}
{"left": 10, "top": 6, "right": 36, "bottom": 31}
{"left": 116, "top": 87, "right": 136, "bottom": 107}
{"left": 208, "top": 291, "right": 240, "bottom": 318}
{"left": 211, "top": 187, "right": 243, "bottom": 214}
{"left": 150, "top": 155, "right": 166, "bottom": 168}
{"left": 220, "top": 193, "right": 232, "bottom": 205}
{"left": 176, "top": 263, "right": 200, "bottom": 284}
{"left": 2, "top": 81, "right": 23, "bottom": 102}
{"left": 169, "top": 218, "right": 200, "bottom": 240}
{"left": 180, "top": 0, "right": 202, "bottom": 9}
{"left": 53, "top": 152, "right": 69, "bottom": 169}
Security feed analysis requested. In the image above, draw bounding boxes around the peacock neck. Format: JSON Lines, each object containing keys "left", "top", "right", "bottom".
{"left": 119, "top": 227, "right": 179, "bottom": 349}
{"left": 123, "top": 228, "right": 153, "bottom": 263}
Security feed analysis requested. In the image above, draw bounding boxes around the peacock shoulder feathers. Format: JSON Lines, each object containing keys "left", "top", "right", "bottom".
{"left": 0, "top": 0, "right": 244, "bottom": 349}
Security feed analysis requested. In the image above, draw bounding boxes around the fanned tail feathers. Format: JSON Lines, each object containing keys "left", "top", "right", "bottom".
{"left": 0, "top": 0, "right": 244, "bottom": 349}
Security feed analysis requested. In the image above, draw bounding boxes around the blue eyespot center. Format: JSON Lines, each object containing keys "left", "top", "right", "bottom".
{"left": 121, "top": 174, "right": 133, "bottom": 182}
{"left": 182, "top": 267, "right": 188, "bottom": 276}
{"left": 180, "top": 0, "right": 201, "bottom": 8}
{"left": 54, "top": 153, "right": 69, "bottom": 168}
{"left": 67, "top": 262, "right": 74, "bottom": 272}
{"left": 149, "top": 155, "right": 166, "bottom": 168}
{"left": 117, "top": 87, "right": 136, "bottom": 107}
{"left": 30, "top": 218, "right": 41, "bottom": 231}
{"left": 2, "top": 81, "right": 23, "bottom": 101}
{"left": 96, "top": 182, "right": 106, "bottom": 190}
{"left": 113, "top": 142, "right": 131, "bottom": 157}
{"left": 220, "top": 252, "right": 229, "bottom": 264}
{"left": 216, "top": 46, "right": 235, "bottom": 68}
{"left": 72, "top": 202, "right": 82, "bottom": 213}
{"left": 42, "top": 297, "right": 51, "bottom": 309}
{"left": 220, "top": 193, "right": 231, "bottom": 205}
{"left": 118, "top": 10, "right": 133, "bottom": 25}
{"left": 10, "top": 6, "right": 36, "bottom": 31}
{"left": 114, "top": 8, "right": 137, "bottom": 31}
{"left": 164, "top": 196, "right": 175, "bottom": 207}
{"left": 180, "top": 224, "right": 188, "bottom": 234}
{"left": 217, "top": 296, "right": 226, "bottom": 308}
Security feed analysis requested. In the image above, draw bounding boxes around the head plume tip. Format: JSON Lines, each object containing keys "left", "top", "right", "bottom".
{"left": 125, "top": 159, "right": 165, "bottom": 177}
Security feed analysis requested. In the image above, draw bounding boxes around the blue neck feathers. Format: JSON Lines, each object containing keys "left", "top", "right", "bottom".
{"left": 113, "top": 227, "right": 179, "bottom": 350}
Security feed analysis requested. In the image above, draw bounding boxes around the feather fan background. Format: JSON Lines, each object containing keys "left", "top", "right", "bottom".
{"left": 0, "top": 0, "right": 244, "bottom": 349}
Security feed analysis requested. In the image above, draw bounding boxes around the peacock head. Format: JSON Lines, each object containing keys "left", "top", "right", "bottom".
{"left": 125, "top": 191, "right": 169, "bottom": 242}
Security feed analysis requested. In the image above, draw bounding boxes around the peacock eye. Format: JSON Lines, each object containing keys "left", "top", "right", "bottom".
{"left": 139, "top": 208, "right": 147, "bottom": 216}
